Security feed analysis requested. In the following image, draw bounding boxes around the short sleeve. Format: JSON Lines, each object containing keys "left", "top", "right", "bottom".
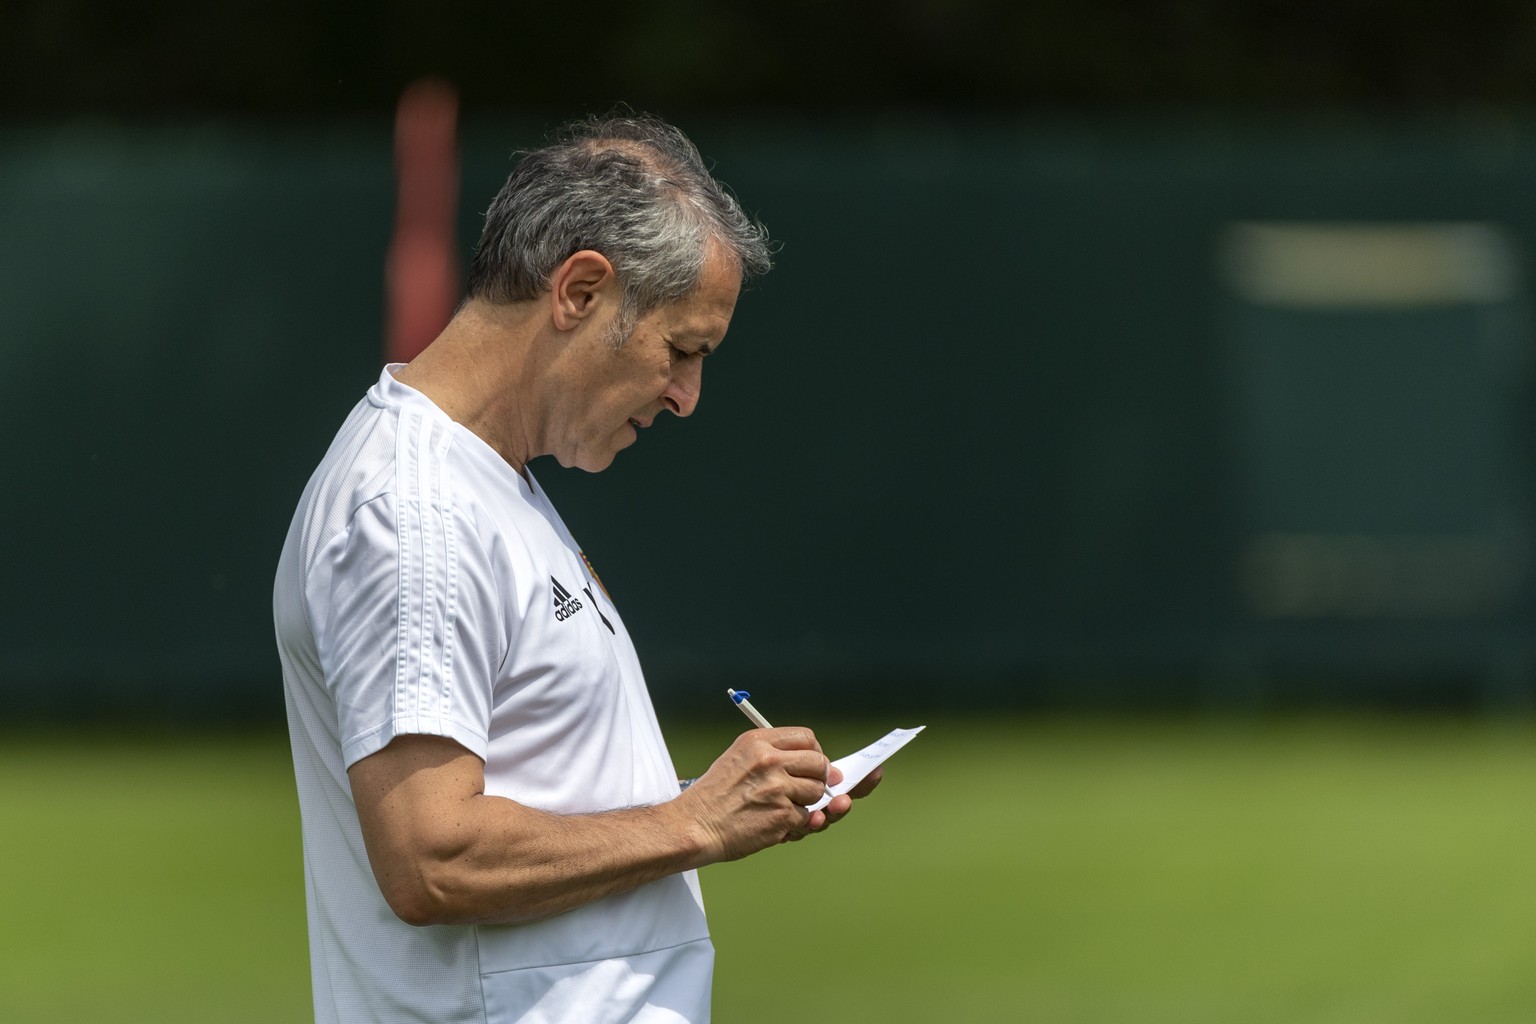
{"left": 307, "top": 493, "right": 502, "bottom": 769}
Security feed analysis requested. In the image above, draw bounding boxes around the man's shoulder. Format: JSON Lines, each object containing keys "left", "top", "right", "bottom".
{"left": 309, "top": 393, "right": 414, "bottom": 510}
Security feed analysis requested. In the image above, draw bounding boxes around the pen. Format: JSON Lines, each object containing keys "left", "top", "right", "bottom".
{"left": 726, "top": 688, "right": 834, "bottom": 801}
{"left": 726, "top": 688, "right": 773, "bottom": 729}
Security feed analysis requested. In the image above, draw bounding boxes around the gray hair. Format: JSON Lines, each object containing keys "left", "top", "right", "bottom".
{"left": 465, "top": 111, "right": 773, "bottom": 339}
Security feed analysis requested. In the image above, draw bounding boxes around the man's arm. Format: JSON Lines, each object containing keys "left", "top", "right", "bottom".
{"left": 349, "top": 726, "right": 847, "bottom": 927}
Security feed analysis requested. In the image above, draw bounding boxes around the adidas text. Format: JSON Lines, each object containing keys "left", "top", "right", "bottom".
{"left": 551, "top": 576, "right": 584, "bottom": 622}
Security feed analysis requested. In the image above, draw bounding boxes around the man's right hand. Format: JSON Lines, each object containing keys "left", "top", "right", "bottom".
{"left": 674, "top": 727, "right": 836, "bottom": 861}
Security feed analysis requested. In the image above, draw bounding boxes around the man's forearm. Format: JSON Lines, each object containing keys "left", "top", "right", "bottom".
{"left": 383, "top": 795, "right": 711, "bottom": 926}
{"left": 353, "top": 730, "right": 837, "bottom": 928}
{"left": 352, "top": 737, "right": 717, "bottom": 927}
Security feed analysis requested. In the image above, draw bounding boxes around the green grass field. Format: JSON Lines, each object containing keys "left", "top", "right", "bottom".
{"left": 1, "top": 715, "right": 1532, "bottom": 1023}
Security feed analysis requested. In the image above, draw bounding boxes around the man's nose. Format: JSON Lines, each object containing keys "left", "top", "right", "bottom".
{"left": 661, "top": 359, "right": 702, "bottom": 417}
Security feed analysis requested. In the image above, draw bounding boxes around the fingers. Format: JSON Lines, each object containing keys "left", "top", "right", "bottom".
{"left": 809, "top": 766, "right": 883, "bottom": 831}
{"left": 848, "top": 765, "right": 883, "bottom": 799}
{"left": 814, "top": 794, "right": 854, "bottom": 831}
{"left": 782, "top": 806, "right": 829, "bottom": 843}
{"left": 682, "top": 724, "right": 891, "bottom": 863}
{"left": 748, "top": 728, "right": 830, "bottom": 805}
{"left": 681, "top": 727, "right": 833, "bottom": 861}
{"left": 757, "top": 726, "right": 823, "bottom": 754}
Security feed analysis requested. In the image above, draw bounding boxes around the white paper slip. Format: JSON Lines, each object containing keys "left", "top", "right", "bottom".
{"left": 807, "top": 725, "right": 925, "bottom": 812}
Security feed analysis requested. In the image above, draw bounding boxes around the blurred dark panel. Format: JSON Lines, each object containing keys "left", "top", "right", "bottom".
{"left": 9, "top": 2, "right": 1536, "bottom": 116}
{"left": 4, "top": 113, "right": 1536, "bottom": 720}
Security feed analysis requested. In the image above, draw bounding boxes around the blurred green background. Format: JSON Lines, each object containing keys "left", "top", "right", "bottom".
{"left": 2, "top": 718, "right": 1532, "bottom": 1022}
{"left": 4, "top": 2, "right": 1536, "bottom": 1021}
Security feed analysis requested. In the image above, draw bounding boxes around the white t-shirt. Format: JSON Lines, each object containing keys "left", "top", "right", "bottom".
{"left": 274, "top": 366, "right": 712, "bottom": 1024}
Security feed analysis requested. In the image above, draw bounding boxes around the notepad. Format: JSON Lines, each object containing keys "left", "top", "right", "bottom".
{"left": 807, "top": 725, "right": 925, "bottom": 812}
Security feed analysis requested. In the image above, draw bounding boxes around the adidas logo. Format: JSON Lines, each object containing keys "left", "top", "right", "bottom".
{"left": 552, "top": 576, "right": 585, "bottom": 622}
{"left": 551, "top": 575, "right": 616, "bottom": 633}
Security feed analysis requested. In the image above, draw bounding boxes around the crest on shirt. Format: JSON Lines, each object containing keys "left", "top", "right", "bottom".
{"left": 579, "top": 549, "right": 610, "bottom": 599}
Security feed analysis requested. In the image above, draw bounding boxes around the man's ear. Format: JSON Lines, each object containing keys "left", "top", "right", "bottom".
{"left": 549, "top": 250, "right": 618, "bottom": 331}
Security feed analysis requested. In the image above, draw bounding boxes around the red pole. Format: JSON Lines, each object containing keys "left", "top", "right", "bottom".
{"left": 385, "top": 78, "right": 460, "bottom": 364}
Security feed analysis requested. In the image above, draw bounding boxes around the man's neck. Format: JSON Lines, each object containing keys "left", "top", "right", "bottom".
{"left": 392, "top": 300, "right": 549, "bottom": 476}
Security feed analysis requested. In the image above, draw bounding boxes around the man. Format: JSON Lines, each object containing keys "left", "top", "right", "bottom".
{"left": 273, "top": 112, "right": 879, "bottom": 1024}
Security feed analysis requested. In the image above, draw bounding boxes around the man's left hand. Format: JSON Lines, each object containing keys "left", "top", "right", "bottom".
{"left": 783, "top": 765, "right": 884, "bottom": 842}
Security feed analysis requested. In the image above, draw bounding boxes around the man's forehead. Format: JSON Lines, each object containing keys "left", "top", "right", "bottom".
{"left": 655, "top": 304, "right": 732, "bottom": 356}
{"left": 677, "top": 287, "right": 739, "bottom": 343}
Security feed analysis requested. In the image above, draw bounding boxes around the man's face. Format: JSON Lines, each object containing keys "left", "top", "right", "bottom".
{"left": 552, "top": 243, "right": 742, "bottom": 473}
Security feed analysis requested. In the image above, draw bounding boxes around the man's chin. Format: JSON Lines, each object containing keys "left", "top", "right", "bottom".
{"left": 553, "top": 430, "right": 633, "bottom": 473}
{"left": 555, "top": 449, "right": 620, "bottom": 474}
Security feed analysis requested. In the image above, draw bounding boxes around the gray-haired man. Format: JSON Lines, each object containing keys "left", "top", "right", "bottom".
{"left": 274, "top": 112, "right": 881, "bottom": 1023}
